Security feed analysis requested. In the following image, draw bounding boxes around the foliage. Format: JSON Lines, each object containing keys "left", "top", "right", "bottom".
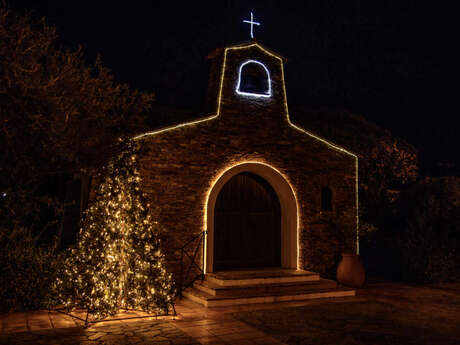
{"left": 291, "top": 108, "right": 418, "bottom": 225}
{"left": 291, "top": 108, "right": 421, "bottom": 278}
{"left": 395, "top": 177, "right": 460, "bottom": 282}
{"left": 0, "top": 226, "right": 62, "bottom": 312}
{"left": 54, "top": 140, "right": 174, "bottom": 320}
{"left": 0, "top": 5, "right": 154, "bottom": 242}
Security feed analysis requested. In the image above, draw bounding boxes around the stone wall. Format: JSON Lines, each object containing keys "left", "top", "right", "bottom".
{"left": 136, "top": 43, "right": 357, "bottom": 279}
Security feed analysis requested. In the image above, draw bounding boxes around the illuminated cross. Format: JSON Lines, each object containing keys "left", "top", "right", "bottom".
{"left": 243, "top": 12, "right": 260, "bottom": 39}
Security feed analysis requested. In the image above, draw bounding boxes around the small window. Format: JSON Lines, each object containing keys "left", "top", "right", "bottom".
{"left": 321, "top": 187, "right": 333, "bottom": 211}
{"left": 236, "top": 60, "right": 271, "bottom": 98}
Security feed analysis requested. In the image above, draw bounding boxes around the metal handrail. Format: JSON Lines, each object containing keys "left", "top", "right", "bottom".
{"left": 176, "top": 230, "right": 207, "bottom": 298}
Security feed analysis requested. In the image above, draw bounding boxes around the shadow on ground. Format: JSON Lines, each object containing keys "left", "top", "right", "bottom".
{"left": 233, "top": 281, "right": 460, "bottom": 345}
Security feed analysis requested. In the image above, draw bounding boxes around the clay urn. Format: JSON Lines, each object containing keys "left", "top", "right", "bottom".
{"left": 336, "top": 253, "right": 365, "bottom": 288}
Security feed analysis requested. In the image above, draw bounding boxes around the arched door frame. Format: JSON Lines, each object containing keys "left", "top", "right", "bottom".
{"left": 205, "top": 162, "right": 298, "bottom": 272}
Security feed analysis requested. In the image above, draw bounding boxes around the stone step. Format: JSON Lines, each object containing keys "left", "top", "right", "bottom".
{"left": 206, "top": 269, "right": 320, "bottom": 286}
{"left": 183, "top": 286, "right": 356, "bottom": 307}
{"left": 194, "top": 278, "right": 338, "bottom": 297}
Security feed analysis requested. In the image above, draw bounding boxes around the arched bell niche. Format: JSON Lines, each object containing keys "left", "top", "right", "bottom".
{"left": 236, "top": 60, "right": 271, "bottom": 98}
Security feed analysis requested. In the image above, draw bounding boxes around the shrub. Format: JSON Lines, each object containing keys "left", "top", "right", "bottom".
{"left": 395, "top": 177, "right": 460, "bottom": 283}
{"left": 0, "top": 227, "right": 62, "bottom": 312}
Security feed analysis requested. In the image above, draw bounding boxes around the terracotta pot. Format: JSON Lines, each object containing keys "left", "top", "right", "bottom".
{"left": 336, "top": 253, "right": 365, "bottom": 288}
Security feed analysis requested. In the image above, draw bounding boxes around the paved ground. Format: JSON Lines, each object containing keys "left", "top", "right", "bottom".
{"left": 0, "top": 297, "right": 288, "bottom": 345}
{"left": 4, "top": 279, "right": 453, "bottom": 345}
{"left": 231, "top": 280, "right": 460, "bottom": 345}
{"left": 0, "top": 319, "right": 197, "bottom": 345}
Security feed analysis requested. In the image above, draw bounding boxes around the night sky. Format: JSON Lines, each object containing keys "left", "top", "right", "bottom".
{"left": 10, "top": 1, "right": 457, "bottom": 174}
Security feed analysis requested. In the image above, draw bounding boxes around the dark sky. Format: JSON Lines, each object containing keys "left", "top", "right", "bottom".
{"left": 10, "top": 1, "right": 457, "bottom": 173}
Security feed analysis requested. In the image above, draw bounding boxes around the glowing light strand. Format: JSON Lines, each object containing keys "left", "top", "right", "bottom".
{"left": 243, "top": 12, "right": 260, "bottom": 39}
{"left": 54, "top": 140, "right": 174, "bottom": 321}
{"left": 279, "top": 59, "right": 360, "bottom": 254}
{"left": 133, "top": 41, "right": 360, "bottom": 256}
{"left": 202, "top": 160, "right": 301, "bottom": 273}
{"left": 235, "top": 60, "right": 272, "bottom": 98}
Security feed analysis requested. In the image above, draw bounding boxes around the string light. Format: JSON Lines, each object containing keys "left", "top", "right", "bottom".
{"left": 235, "top": 60, "right": 272, "bottom": 98}
{"left": 133, "top": 42, "right": 360, "bottom": 259}
{"left": 54, "top": 140, "right": 174, "bottom": 321}
{"left": 203, "top": 160, "right": 300, "bottom": 272}
{"left": 242, "top": 11, "right": 260, "bottom": 39}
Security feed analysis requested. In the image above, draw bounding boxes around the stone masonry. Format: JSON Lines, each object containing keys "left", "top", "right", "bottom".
{"left": 135, "top": 42, "right": 358, "bottom": 279}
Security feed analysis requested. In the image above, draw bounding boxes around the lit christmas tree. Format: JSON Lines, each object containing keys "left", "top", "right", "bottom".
{"left": 55, "top": 139, "right": 174, "bottom": 320}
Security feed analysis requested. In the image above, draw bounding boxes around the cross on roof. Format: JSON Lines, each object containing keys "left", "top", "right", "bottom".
{"left": 243, "top": 12, "right": 260, "bottom": 39}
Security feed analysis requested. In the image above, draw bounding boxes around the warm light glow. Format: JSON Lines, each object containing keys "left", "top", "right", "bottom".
{"left": 355, "top": 159, "right": 360, "bottom": 255}
{"left": 242, "top": 11, "right": 260, "bottom": 39}
{"left": 55, "top": 141, "right": 174, "bottom": 321}
{"left": 133, "top": 115, "right": 219, "bottom": 140}
{"left": 279, "top": 59, "right": 360, "bottom": 254}
{"left": 133, "top": 41, "right": 360, "bottom": 256}
{"left": 235, "top": 60, "right": 272, "bottom": 98}
{"left": 203, "top": 160, "right": 300, "bottom": 272}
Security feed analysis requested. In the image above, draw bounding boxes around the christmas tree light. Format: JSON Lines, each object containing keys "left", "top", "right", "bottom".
{"left": 55, "top": 139, "right": 174, "bottom": 321}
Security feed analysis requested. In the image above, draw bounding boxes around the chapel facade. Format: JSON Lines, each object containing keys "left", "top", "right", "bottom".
{"left": 135, "top": 42, "right": 359, "bottom": 283}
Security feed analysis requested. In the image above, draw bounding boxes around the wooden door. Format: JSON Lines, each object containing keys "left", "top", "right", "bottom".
{"left": 214, "top": 172, "right": 281, "bottom": 271}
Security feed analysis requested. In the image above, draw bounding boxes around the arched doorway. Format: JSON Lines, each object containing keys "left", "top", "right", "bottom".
{"left": 213, "top": 172, "right": 281, "bottom": 271}
{"left": 205, "top": 162, "right": 298, "bottom": 273}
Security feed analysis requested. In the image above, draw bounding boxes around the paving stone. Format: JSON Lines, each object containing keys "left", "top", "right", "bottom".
{"left": 128, "top": 335, "right": 145, "bottom": 343}
{"left": 87, "top": 331, "right": 106, "bottom": 340}
{"left": 195, "top": 335, "right": 225, "bottom": 344}
{"left": 0, "top": 299, "right": 292, "bottom": 345}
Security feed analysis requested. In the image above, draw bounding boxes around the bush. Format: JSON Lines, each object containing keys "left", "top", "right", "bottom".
{"left": 395, "top": 177, "right": 460, "bottom": 283}
{"left": 0, "top": 227, "right": 62, "bottom": 312}
{"left": 358, "top": 220, "right": 403, "bottom": 280}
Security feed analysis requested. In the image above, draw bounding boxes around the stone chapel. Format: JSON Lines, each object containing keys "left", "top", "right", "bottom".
{"left": 134, "top": 41, "right": 359, "bottom": 306}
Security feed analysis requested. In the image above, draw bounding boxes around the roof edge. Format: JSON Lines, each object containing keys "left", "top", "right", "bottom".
{"left": 208, "top": 40, "right": 287, "bottom": 62}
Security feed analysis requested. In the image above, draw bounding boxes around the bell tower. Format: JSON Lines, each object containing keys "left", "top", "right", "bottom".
{"left": 206, "top": 42, "right": 289, "bottom": 125}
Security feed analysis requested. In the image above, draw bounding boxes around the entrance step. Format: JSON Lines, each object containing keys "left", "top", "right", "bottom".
{"left": 182, "top": 269, "right": 355, "bottom": 307}
{"left": 206, "top": 268, "right": 320, "bottom": 286}
{"left": 194, "top": 278, "right": 338, "bottom": 297}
